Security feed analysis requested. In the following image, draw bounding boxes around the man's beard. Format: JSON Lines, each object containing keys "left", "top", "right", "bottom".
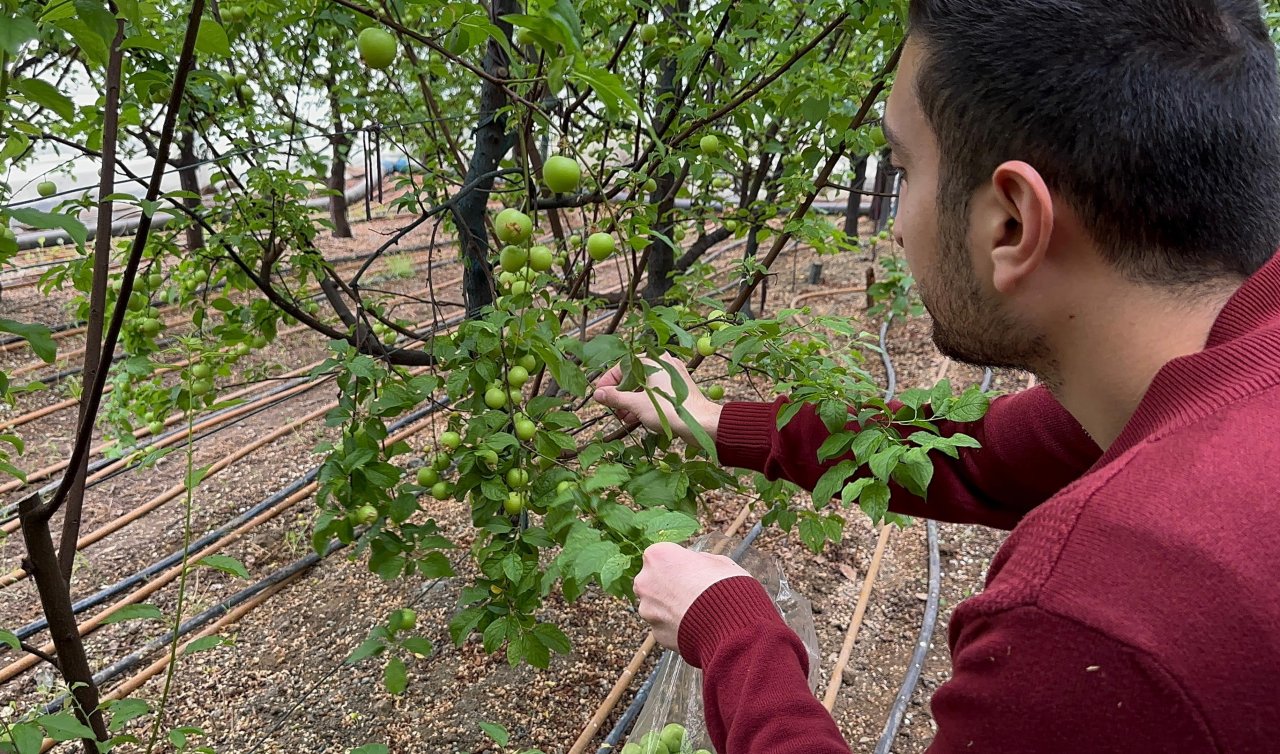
{"left": 918, "top": 198, "right": 1050, "bottom": 374}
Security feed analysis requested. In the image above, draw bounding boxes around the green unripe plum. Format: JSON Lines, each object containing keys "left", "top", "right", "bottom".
{"left": 191, "top": 363, "right": 212, "bottom": 379}
{"left": 507, "top": 365, "right": 529, "bottom": 387}
{"left": 504, "top": 491, "right": 526, "bottom": 515}
{"left": 556, "top": 480, "right": 575, "bottom": 494}
{"left": 357, "top": 27, "right": 398, "bottom": 69}
{"left": 509, "top": 387, "right": 523, "bottom": 405}
{"left": 724, "top": 219, "right": 738, "bottom": 232}
{"left": 37, "top": 180, "right": 56, "bottom": 198}
{"left": 673, "top": 226, "right": 687, "bottom": 242}
{"left": 500, "top": 244, "right": 528, "bottom": 272}
{"left": 543, "top": 155, "right": 581, "bottom": 193}
{"left": 517, "top": 353, "right": 539, "bottom": 372}
{"left": 528, "top": 245, "right": 554, "bottom": 272}
{"left": 416, "top": 466, "right": 439, "bottom": 487}
{"left": 699, "top": 134, "right": 721, "bottom": 156}
{"left": 622, "top": 746, "right": 642, "bottom": 754}
{"left": 697, "top": 335, "right": 715, "bottom": 357}
{"left": 352, "top": 504, "right": 378, "bottom": 526}
{"left": 659, "top": 723, "right": 686, "bottom": 752}
{"left": 439, "top": 430, "right": 462, "bottom": 451}
{"left": 638, "top": 731, "right": 668, "bottom": 754}
{"left": 509, "top": 280, "right": 529, "bottom": 297}
{"left": 190, "top": 379, "right": 213, "bottom": 396}
{"left": 706, "top": 384, "right": 725, "bottom": 400}
{"left": 494, "top": 207, "right": 533, "bottom": 244}
{"left": 233, "top": 342, "right": 251, "bottom": 357}
{"left": 388, "top": 607, "right": 416, "bottom": 631}
{"left": 251, "top": 334, "right": 268, "bottom": 348}
{"left": 477, "top": 448, "right": 499, "bottom": 469}
{"left": 147, "top": 420, "right": 165, "bottom": 435}
{"left": 147, "top": 272, "right": 164, "bottom": 288}
{"left": 513, "top": 26, "right": 533, "bottom": 46}
{"left": 431, "top": 481, "right": 450, "bottom": 500}
{"left": 222, "top": 4, "right": 245, "bottom": 22}
{"left": 128, "top": 291, "right": 147, "bottom": 312}
{"left": 506, "top": 468, "right": 529, "bottom": 488}
{"left": 587, "top": 232, "right": 616, "bottom": 261}
{"left": 696, "top": 30, "right": 712, "bottom": 46}
{"left": 514, "top": 418, "right": 536, "bottom": 441}
{"left": 499, "top": 270, "right": 517, "bottom": 287}
{"left": 140, "top": 318, "right": 162, "bottom": 336}
{"left": 708, "top": 309, "right": 729, "bottom": 330}
{"left": 432, "top": 452, "right": 452, "bottom": 471}
{"left": 644, "top": 177, "right": 658, "bottom": 193}
{"left": 638, "top": 24, "right": 657, "bottom": 43}
{"left": 193, "top": 269, "right": 209, "bottom": 284}
{"left": 484, "top": 387, "right": 508, "bottom": 409}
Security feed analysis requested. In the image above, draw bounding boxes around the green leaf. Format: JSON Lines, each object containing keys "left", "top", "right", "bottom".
{"left": 598, "top": 552, "right": 630, "bottom": 590}
{"left": 400, "top": 637, "right": 432, "bottom": 656}
{"left": 106, "top": 699, "right": 151, "bottom": 733}
{"left": 102, "top": 603, "right": 165, "bottom": 625}
{"left": 812, "top": 460, "right": 857, "bottom": 507}
{"left": 347, "top": 633, "right": 386, "bottom": 664}
{"left": 0, "top": 14, "right": 38, "bottom": 55}
{"left": 839, "top": 477, "right": 873, "bottom": 508}
{"left": 7, "top": 207, "right": 88, "bottom": 249}
{"left": 0, "top": 318, "right": 56, "bottom": 363}
{"left": 851, "top": 429, "right": 885, "bottom": 464}
{"left": 383, "top": 656, "right": 408, "bottom": 695}
{"left": 859, "top": 479, "right": 892, "bottom": 524}
{"left": 482, "top": 615, "right": 510, "bottom": 653}
{"left": 897, "top": 388, "right": 930, "bottom": 411}
{"left": 0, "top": 628, "right": 19, "bottom": 651}
{"left": 14, "top": 78, "right": 76, "bottom": 121}
{"left": 194, "top": 20, "right": 231, "bottom": 57}
{"left": 817, "top": 399, "right": 849, "bottom": 432}
{"left": 582, "top": 462, "right": 629, "bottom": 492}
{"left": 9, "top": 722, "right": 42, "bottom": 754}
{"left": 892, "top": 448, "right": 933, "bottom": 499}
{"left": 38, "top": 714, "right": 98, "bottom": 742}
{"left": 194, "top": 553, "right": 250, "bottom": 579}
{"left": 640, "top": 511, "right": 699, "bottom": 543}
{"left": 929, "top": 379, "right": 953, "bottom": 409}
{"left": 945, "top": 386, "right": 990, "bottom": 423}
{"left": 868, "top": 445, "right": 905, "bottom": 482}
{"left": 797, "top": 515, "right": 827, "bottom": 553}
{"left": 570, "top": 60, "right": 638, "bottom": 118}
{"left": 479, "top": 722, "right": 510, "bottom": 747}
{"left": 181, "top": 635, "right": 227, "bottom": 656}
{"left": 815, "top": 431, "right": 854, "bottom": 463}
{"left": 532, "top": 623, "right": 571, "bottom": 654}
{"left": 448, "top": 606, "right": 484, "bottom": 646}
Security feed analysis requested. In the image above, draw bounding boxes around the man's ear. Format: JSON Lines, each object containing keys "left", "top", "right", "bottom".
{"left": 974, "top": 161, "right": 1053, "bottom": 294}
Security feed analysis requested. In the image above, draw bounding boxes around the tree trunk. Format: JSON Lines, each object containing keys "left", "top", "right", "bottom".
{"left": 177, "top": 126, "right": 204, "bottom": 251}
{"left": 844, "top": 155, "right": 868, "bottom": 238}
{"left": 328, "top": 78, "right": 353, "bottom": 238}
{"left": 328, "top": 134, "right": 353, "bottom": 238}
{"left": 458, "top": 0, "right": 518, "bottom": 317}
{"left": 643, "top": 5, "right": 684, "bottom": 304}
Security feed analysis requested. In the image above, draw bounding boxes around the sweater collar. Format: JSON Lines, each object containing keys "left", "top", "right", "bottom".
{"left": 1094, "top": 252, "right": 1280, "bottom": 469}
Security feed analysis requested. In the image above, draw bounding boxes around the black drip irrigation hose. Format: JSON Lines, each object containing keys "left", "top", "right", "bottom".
{"left": 41, "top": 539, "right": 347, "bottom": 715}
{"left": 596, "top": 521, "right": 765, "bottom": 754}
{"left": 8, "top": 400, "right": 444, "bottom": 644}
{"left": 875, "top": 520, "right": 940, "bottom": 754}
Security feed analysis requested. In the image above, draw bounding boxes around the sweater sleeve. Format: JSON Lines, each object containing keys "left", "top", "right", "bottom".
{"left": 678, "top": 576, "right": 851, "bottom": 754}
{"left": 715, "top": 386, "right": 1100, "bottom": 529}
{"left": 928, "top": 605, "right": 1215, "bottom": 753}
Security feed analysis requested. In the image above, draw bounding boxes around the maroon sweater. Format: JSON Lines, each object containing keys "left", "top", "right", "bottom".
{"left": 678, "top": 253, "right": 1280, "bottom": 753}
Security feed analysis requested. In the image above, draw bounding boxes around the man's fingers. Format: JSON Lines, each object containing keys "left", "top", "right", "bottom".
{"left": 594, "top": 363, "right": 624, "bottom": 389}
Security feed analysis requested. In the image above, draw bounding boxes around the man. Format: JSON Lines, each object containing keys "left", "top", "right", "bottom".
{"left": 592, "top": 1, "right": 1280, "bottom": 752}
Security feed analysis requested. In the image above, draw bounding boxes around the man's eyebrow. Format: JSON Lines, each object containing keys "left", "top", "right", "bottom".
{"left": 880, "top": 117, "right": 908, "bottom": 159}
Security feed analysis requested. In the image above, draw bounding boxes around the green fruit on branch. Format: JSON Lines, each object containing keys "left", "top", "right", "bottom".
{"left": 543, "top": 155, "right": 582, "bottom": 193}
{"left": 128, "top": 291, "right": 147, "bottom": 312}
{"left": 513, "top": 26, "right": 532, "bottom": 46}
{"left": 190, "top": 379, "right": 213, "bottom": 396}
{"left": 352, "top": 504, "right": 378, "bottom": 526}
{"left": 500, "top": 244, "right": 528, "bottom": 272}
{"left": 192, "top": 363, "right": 212, "bottom": 379}
{"left": 514, "top": 418, "right": 537, "bottom": 441}
{"left": 357, "top": 27, "right": 398, "bottom": 69}
{"left": 233, "top": 342, "right": 251, "bottom": 357}
{"left": 587, "top": 232, "right": 616, "bottom": 261}
{"left": 484, "top": 387, "right": 508, "bottom": 409}
{"left": 708, "top": 309, "right": 729, "bottom": 330}
{"left": 506, "top": 468, "right": 530, "bottom": 488}
{"left": 556, "top": 480, "right": 575, "bottom": 494}
{"left": 724, "top": 219, "right": 738, "bottom": 232}
{"left": 507, "top": 365, "right": 530, "bottom": 387}
{"left": 147, "top": 272, "right": 164, "bottom": 288}
{"left": 528, "top": 245, "right": 554, "bottom": 272}
{"left": 439, "top": 430, "right": 462, "bottom": 451}
{"left": 193, "top": 269, "right": 209, "bottom": 284}
{"left": 695, "top": 30, "right": 712, "bottom": 46}
{"left": 697, "top": 335, "right": 715, "bottom": 357}
{"left": 37, "top": 180, "right": 57, "bottom": 197}
{"left": 509, "top": 280, "right": 529, "bottom": 296}
{"left": 638, "top": 23, "right": 657, "bottom": 43}
{"left": 388, "top": 607, "right": 417, "bottom": 631}
{"left": 706, "top": 384, "right": 725, "bottom": 400}
{"left": 222, "top": 4, "right": 245, "bottom": 22}
{"left": 147, "top": 420, "right": 165, "bottom": 436}
{"left": 495, "top": 207, "right": 533, "bottom": 244}
{"left": 477, "top": 448, "right": 500, "bottom": 469}
{"left": 504, "top": 491, "right": 526, "bottom": 515}
{"left": 431, "top": 481, "right": 450, "bottom": 500}
{"left": 517, "top": 353, "right": 539, "bottom": 372}
{"left": 416, "top": 466, "right": 439, "bottom": 487}
{"left": 140, "top": 318, "right": 162, "bottom": 336}
{"left": 699, "top": 134, "right": 721, "bottom": 156}
{"left": 644, "top": 177, "right": 658, "bottom": 193}
{"left": 508, "top": 387, "right": 523, "bottom": 405}
{"left": 431, "top": 452, "right": 452, "bottom": 471}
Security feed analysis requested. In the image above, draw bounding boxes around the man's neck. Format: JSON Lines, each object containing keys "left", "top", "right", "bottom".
{"left": 1036, "top": 278, "right": 1238, "bottom": 450}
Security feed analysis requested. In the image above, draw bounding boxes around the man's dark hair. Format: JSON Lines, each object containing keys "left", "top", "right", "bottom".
{"left": 908, "top": 0, "right": 1280, "bottom": 284}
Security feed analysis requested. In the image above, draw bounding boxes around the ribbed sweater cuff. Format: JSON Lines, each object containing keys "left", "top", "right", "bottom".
{"left": 678, "top": 575, "right": 783, "bottom": 669}
{"left": 715, "top": 401, "right": 779, "bottom": 473}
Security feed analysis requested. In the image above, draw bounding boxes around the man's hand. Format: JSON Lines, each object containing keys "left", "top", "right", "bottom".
{"left": 634, "top": 542, "right": 751, "bottom": 650}
{"left": 592, "top": 352, "right": 723, "bottom": 445}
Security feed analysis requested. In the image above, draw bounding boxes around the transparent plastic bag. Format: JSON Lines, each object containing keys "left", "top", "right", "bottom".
{"left": 620, "top": 532, "right": 820, "bottom": 754}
